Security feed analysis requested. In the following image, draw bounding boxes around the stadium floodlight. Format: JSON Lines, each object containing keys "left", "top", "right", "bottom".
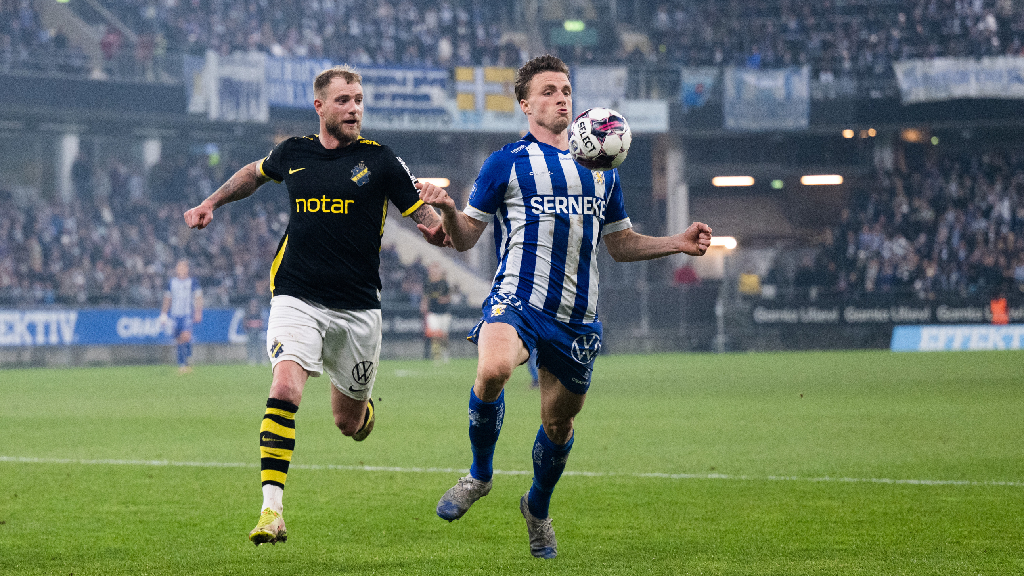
{"left": 418, "top": 178, "right": 450, "bottom": 187}
{"left": 711, "top": 176, "right": 754, "bottom": 187}
{"left": 710, "top": 236, "right": 738, "bottom": 249}
{"left": 800, "top": 174, "right": 843, "bottom": 185}
{"left": 564, "top": 20, "right": 585, "bottom": 32}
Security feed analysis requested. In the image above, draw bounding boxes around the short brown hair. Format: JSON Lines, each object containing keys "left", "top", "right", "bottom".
{"left": 514, "top": 55, "right": 570, "bottom": 102}
{"left": 314, "top": 65, "right": 362, "bottom": 100}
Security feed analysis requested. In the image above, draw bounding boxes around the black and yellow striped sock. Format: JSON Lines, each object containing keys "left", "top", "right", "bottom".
{"left": 259, "top": 398, "right": 298, "bottom": 488}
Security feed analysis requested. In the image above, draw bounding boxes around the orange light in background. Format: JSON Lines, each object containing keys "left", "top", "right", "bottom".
{"left": 711, "top": 176, "right": 755, "bottom": 187}
{"left": 801, "top": 175, "right": 844, "bottom": 185}
{"left": 418, "top": 178, "right": 450, "bottom": 187}
{"left": 710, "top": 237, "right": 738, "bottom": 249}
{"left": 901, "top": 128, "right": 926, "bottom": 143}
{"left": 842, "top": 129, "right": 855, "bottom": 138}
{"left": 868, "top": 128, "right": 877, "bottom": 137}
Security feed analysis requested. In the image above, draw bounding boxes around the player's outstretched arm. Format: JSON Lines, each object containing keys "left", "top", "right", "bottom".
{"left": 184, "top": 160, "right": 270, "bottom": 229}
{"left": 409, "top": 204, "right": 452, "bottom": 247}
{"left": 604, "top": 222, "right": 713, "bottom": 262}
{"left": 416, "top": 181, "right": 487, "bottom": 252}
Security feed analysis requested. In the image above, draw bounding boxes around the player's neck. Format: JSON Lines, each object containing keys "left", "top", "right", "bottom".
{"left": 317, "top": 131, "right": 358, "bottom": 150}
{"left": 529, "top": 124, "right": 569, "bottom": 150}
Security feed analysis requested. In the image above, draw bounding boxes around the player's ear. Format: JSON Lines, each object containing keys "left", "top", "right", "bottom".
{"left": 520, "top": 98, "right": 530, "bottom": 115}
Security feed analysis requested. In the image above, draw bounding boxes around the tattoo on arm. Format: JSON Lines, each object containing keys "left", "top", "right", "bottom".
{"left": 410, "top": 204, "right": 442, "bottom": 229}
{"left": 209, "top": 162, "right": 268, "bottom": 208}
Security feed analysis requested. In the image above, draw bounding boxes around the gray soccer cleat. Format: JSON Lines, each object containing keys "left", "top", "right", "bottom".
{"left": 520, "top": 493, "right": 557, "bottom": 559}
{"left": 436, "top": 475, "right": 492, "bottom": 521}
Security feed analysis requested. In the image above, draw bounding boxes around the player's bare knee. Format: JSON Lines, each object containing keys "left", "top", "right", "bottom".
{"left": 335, "top": 416, "right": 359, "bottom": 437}
{"left": 476, "top": 362, "right": 513, "bottom": 391}
{"left": 541, "top": 417, "right": 575, "bottom": 445}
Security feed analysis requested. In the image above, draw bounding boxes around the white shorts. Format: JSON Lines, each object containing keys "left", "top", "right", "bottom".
{"left": 266, "top": 295, "right": 382, "bottom": 401}
{"left": 425, "top": 312, "right": 452, "bottom": 338}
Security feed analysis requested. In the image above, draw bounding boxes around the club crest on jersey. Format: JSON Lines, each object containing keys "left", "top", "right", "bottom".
{"left": 592, "top": 171, "right": 605, "bottom": 185}
{"left": 491, "top": 304, "right": 507, "bottom": 316}
{"left": 570, "top": 333, "right": 601, "bottom": 364}
{"left": 269, "top": 339, "right": 285, "bottom": 359}
{"left": 351, "top": 161, "right": 370, "bottom": 186}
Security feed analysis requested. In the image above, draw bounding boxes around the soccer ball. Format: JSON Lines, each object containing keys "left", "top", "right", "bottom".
{"left": 568, "top": 107, "right": 632, "bottom": 171}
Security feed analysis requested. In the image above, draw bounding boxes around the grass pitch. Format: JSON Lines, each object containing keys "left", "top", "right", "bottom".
{"left": 1, "top": 350, "right": 1022, "bottom": 575}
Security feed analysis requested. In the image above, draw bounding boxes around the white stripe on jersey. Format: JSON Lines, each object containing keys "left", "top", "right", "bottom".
{"left": 556, "top": 154, "right": 585, "bottom": 320}
{"left": 468, "top": 135, "right": 632, "bottom": 324}
{"left": 167, "top": 277, "right": 199, "bottom": 318}
{"left": 501, "top": 143, "right": 554, "bottom": 311}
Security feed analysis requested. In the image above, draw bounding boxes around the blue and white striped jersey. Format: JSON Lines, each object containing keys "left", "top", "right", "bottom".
{"left": 166, "top": 277, "right": 201, "bottom": 318}
{"left": 464, "top": 133, "right": 632, "bottom": 324}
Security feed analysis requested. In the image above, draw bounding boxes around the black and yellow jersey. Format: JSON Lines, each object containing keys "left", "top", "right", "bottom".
{"left": 259, "top": 134, "right": 424, "bottom": 310}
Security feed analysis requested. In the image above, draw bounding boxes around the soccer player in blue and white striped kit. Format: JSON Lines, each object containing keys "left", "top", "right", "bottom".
{"left": 417, "top": 55, "right": 713, "bottom": 559}
{"left": 160, "top": 259, "right": 203, "bottom": 373}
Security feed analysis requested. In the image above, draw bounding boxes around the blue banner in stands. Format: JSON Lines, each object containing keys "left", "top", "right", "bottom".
{"left": 266, "top": 56, "right": 334, "bottom": 108}
{"left": 266, "top": 57, "right": 449, "bottom": 118}
{"left": 723, "top": 66, "right": 810, "bottom": 131}
{"left": 0, "top": 309, "right": 246, "bottom": 347}
{"left": 893, "top": 56, "right": 1024, "bottom": 103}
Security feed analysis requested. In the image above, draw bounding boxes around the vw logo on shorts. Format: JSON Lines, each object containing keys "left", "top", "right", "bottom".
{"left": 351, "top": 361, "right": 375, "bottom": 385}
{"left": 570, "top": 333, "right": 601, "bottom": 364}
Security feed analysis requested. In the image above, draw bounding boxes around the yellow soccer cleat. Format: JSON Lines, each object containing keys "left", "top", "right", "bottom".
{"left": 352, "top": 398, "right": 374, "bottom": 442}
{"left": 249, "top": 508, "right": 287, "bottom": 546}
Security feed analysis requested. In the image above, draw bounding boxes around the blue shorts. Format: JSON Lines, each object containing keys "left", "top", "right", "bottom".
{"left": 467, "top": 292, "right": 602, "bottom": 395}
{"left": 171, "top": 316, "right": 193, "bottom": 338}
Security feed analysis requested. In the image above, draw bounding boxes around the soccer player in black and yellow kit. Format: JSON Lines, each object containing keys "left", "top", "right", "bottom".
{"left": 183, "top": 65, "right": 448, "bottom": 546}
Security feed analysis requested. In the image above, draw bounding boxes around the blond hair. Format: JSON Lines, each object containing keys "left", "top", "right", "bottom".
{"left": 314, "top": 65, "right": 362, "bottom": 101}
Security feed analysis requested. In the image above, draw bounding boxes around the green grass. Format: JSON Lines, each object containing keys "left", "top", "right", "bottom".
{"left": 1, "top": 350, "right": 1023, "bottom": 575}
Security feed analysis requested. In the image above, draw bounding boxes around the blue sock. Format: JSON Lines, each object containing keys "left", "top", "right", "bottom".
{"left": 184, "top": 341, "right": 192, "bottom": 362}
{"left": 176, "top": 343, "right": 186, "bottom": 366}
{"left": 527, "top": 425, "right": 574, "bottom": 519}
{"left": 468, "top": 388, "right": 504, "bottom": 482}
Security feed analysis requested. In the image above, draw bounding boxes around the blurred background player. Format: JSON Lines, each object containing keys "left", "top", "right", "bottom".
{"left": 183, "top": 65, "right": 448, "bottom": 546}
{"left": 243, "top": 297, "right": 268, "bottom": 365}
{"left": 526, "top": 349, "right": 539, "bottom": 389}
{"left": 421, "top": 262, "right": 453, "bottom": 362}
{"left": 160, "top": 259, "right": 203, "bottom": 374}
{"left": 419, "top": 55, "right": 712, "bottom": 559}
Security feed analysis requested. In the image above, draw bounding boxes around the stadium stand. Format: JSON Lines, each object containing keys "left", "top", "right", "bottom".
{"left": 8, "top": 0, "right": 1024, "bottom": 82}
{"left": 0, "top": 153, "right": 442, "bottom": 309}
{"left": 763, "top": 145, "right": 1024, "bottom": 300}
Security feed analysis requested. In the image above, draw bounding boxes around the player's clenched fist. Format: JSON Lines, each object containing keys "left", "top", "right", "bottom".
{"left": 184, "top": 202, "right": 215, "bottom": 229}
{"left": 416, "top": 181, "right": 456, "bottom": 213}
{"left": 681, "top": 222, "right": 713, "bottom": 256}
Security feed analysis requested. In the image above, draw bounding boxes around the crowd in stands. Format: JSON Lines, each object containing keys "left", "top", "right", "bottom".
{"left": 8, "top": 0, "right": 1024, "bottom": 82}
{"left": 0, "top": 0, "right": 88, "bottom": 75}
{"left": 0, "top": 153, "right": 441, "bottom": 309}
{"left": 643, "top": 0, "right": 1023, "bottom": 77}
{"left": 775, "top": 145, "right": 1024, "bottom": 300}
{"left": 82, "top": 0, "right": 523, "bottom": 79}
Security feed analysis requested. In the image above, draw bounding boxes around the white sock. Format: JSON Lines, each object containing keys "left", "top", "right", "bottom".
{"left": 261, "top": 484, "right": 284, "bottom": 514}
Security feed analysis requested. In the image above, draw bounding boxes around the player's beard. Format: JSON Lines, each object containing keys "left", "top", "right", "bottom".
{"left": 325, "top": 116, "right": 360, "bottom": 147}
{"left": 538, "top": 113, "right": 570, "bottom": 136}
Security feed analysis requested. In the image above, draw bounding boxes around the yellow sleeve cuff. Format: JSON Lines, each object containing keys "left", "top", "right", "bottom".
{"left": 259, "top": 158, "right": 282, "bottom": 183}
{"left": 401, "top": 199, "right": 424, "bottom": 217}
